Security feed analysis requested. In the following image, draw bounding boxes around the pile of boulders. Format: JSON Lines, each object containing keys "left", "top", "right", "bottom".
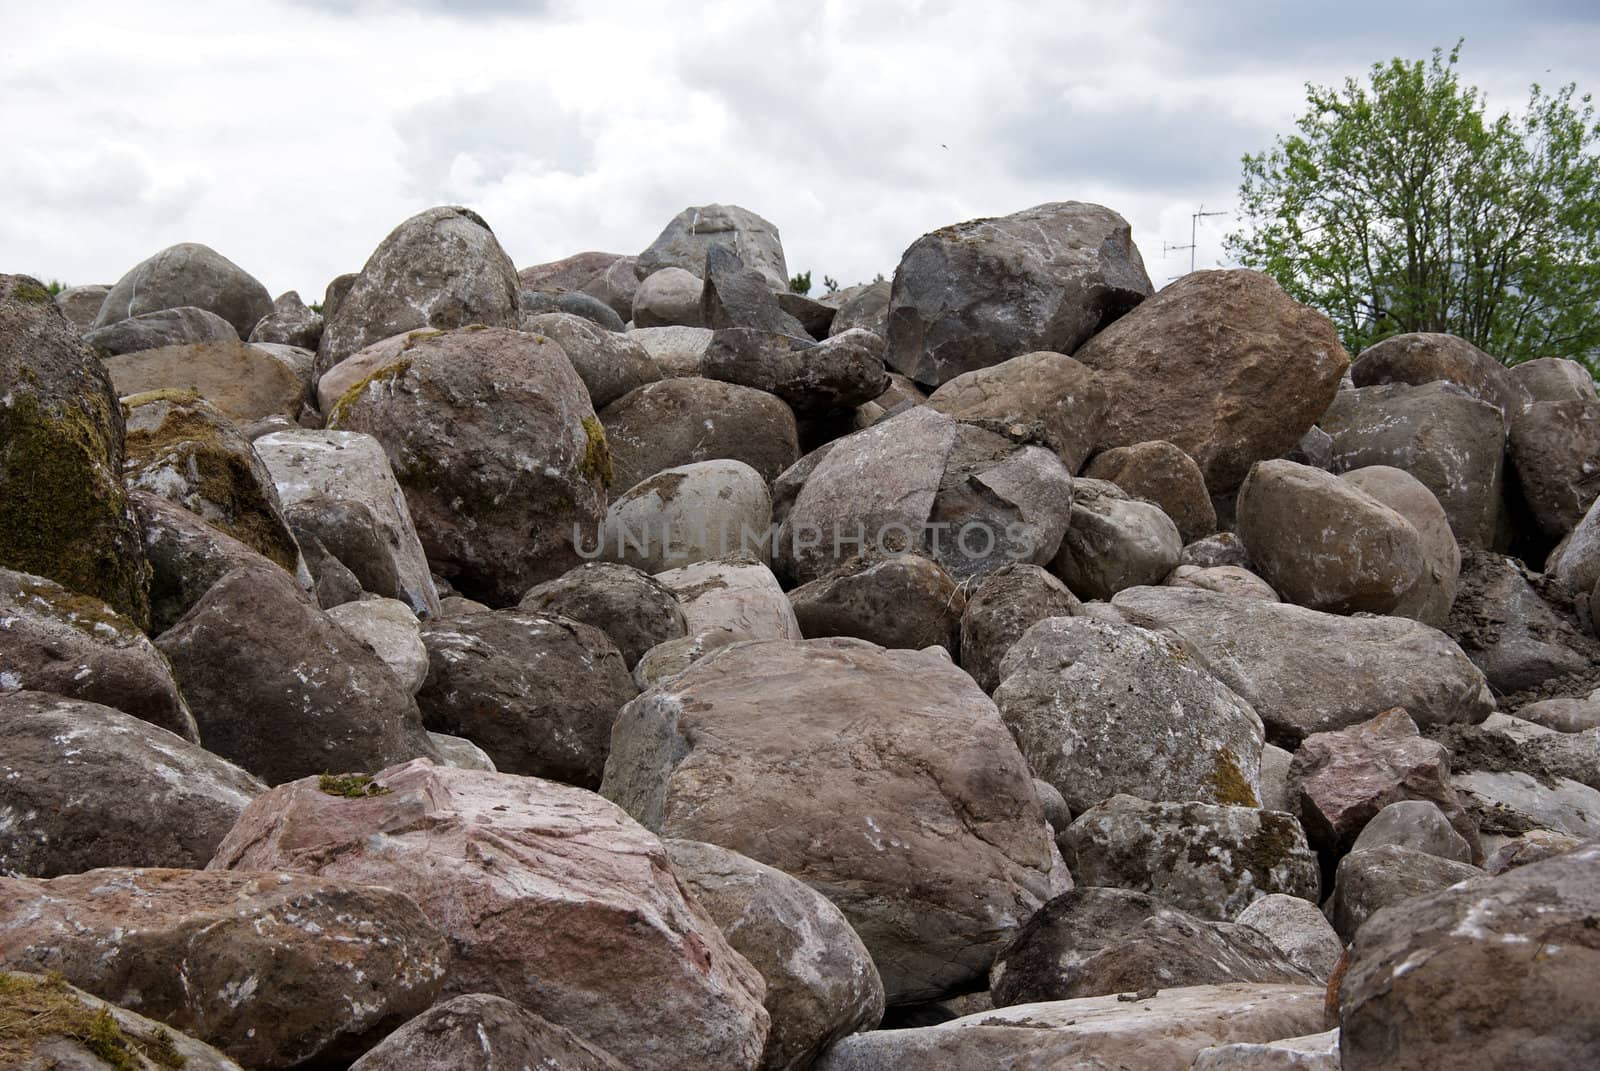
{"left": 2, "top": 197, "right": 1597, "bottom": 1069}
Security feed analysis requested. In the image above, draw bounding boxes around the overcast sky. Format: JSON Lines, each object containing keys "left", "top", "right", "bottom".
{"left": 5, "top": 0, "right": 1600, "bottom": 301}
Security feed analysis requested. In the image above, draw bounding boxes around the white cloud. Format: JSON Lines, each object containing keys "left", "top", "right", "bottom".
{"left": 4, "top": 0, "right": 1597, "bottom": 298}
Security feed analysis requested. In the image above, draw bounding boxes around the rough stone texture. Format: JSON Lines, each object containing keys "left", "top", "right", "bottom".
{"left": 600, "top": 377, "right": 800, "bottom": 491}
{"left": 122, "top": 391, "right": 300, "bottom": 572}
{"left": 827, "top": 280, "right": 892, "bottom": 338}
{"left": 1234, "top": 894, "right": 1344, "bottom": 982}
{"left": 348, "top": 994, "right": 627, "bottom": 1071}
{"left": 989, "top": 888, "right": 1317, "bottom": 1007}
{"left": 0, "top": 868, "right": 447, "bottom": 1069}
{"left": 156, "top": 564, "right": 438, "bottom": 785}
{"left": 777, "top": 291, "right": 836, "bottom": 339}
{"left": 53, "top": 283, "right": 111, "bottom": 332}
{"left": 0, "top": 691, "right": 262, "bottom": 877}
{"left": 994, "top": 617, "right": 1265, "bottom": 814}
{"left": 1510, "top": 356, "right": 1598, "bottom": 404}
{"left": 210, "top": 760, "right": 770, "bottom": 1071}
{"left": 315, "top": 328, "right": 420, "bottom": 412}
{"left": 0, "top": 275, "right": 150, "bottom": 625}
{"left": 1509, "top": 398, "right": 1600, "bottom": 537}
{"left": 656, "top": 557, "right": 802, "bottom": 643}
{"left": 1516, "top": 694, "right": 1600, "bottom": 733}
{"left": 1287, "top": 708, "right": 1478, "bottom": 859}
{"left": 1349, "top": 799, "right": 1474, "bottom": 863}
{"left": 1286, "top": 425, "right": 1335, "bottom": 470}
{"left": 132, "top": 489, "right": 283, "bottom": 634}
{"left": 632, "top": 630, "right": 741, "bottom": 689}
{"left": 1547, "top": 491, "right": 1600, "bottom": 596}
{"left": 105, "top": 339, "right": 308, "bottom": 424}
{"left": 813, "top": 983, "right": 1325, "bottom": 1071}
{"left": 1340, "top": 842, "right": 1600, "bottom": 1069}
{"left": 522, "top": 311, "right": 660, "bottom": 407}
{"left": 417, "top": 608, "right": 637, "bottom": 788}
{"left": 1350, "top": 333, "right": 1526, "bottom": 422}
{"left": 700, "top": 244, "right": 809, "bottom": 334}
{"left": 665, "top": 839, "right": 886, "bottom": 1071}
{"left": 327, "top": 597, "right": 428, "bottom": 694}
{"left": 600, "top": 459, "right": 772, "bottom": 574}
{"left": 520, "top": 561, "right": 687, "bottom": 668}
{"left": 628, "top": 324, "right": 713, "bottom": 377}
{"left": 1482, "top": 829, "right": 1586, "bottom": 874}
{"left": 584, "top": 255, "right": 641, "bottom": 322}
{"left": 637, "top": 203, "right": 787, "bottom": 290}
{"left": 1192, "top": 1030, "right": 1341, "bottom": 1071}
{"left": 318, "top": 206, "right": 521, "bottom": 367}
{"left": 958, "top": 563, "right": 1082, "bottom": 692}
{"left": 1072, "top": 270, "right": 1347, "bottom": 493}
{"left": 1259, "top": 744, "right": 1295, "bottom": 814}
{"left": 1320, "top": 381, "right": 1505, "bottom": 546}
{"left": 83, "top": 305, "right": 239, "bottom": 356}
{"left": 1445, "top": 546, "right": 1600, "bottom": 695}
{"left": 1083, "top": 440, "right": 1216, "bottom": 542}
{"left": 96, "top": 242, "right": 273, "bottom": 339}
{"left": 788, "top": 553, "right": 964, "bottom": 653}
{"left": 885, "top": 202, "right": 1153, "bottom": 387}
{"left": 1167, "top": 565, "right": 1280, "bottom": 602}
{"left": 1182, "top": 531, "right": 1254, "bottom": 570}
{"left": 1237, "top": 460, "right": 1423, "bottom": 615}
{"left": 1111, "top": 586, "right": 1493, "bottom": 748}
{"left": 1326, "top": 845, "right": 1484, "bottom": 942}
{"left": 1051, "top": 478, "right": 1181, "bottom": 600}
{"left": 925, "top": 349, "right": 1109, "bottom": 472}
{"left": 704, "top": 327, "right": 889, "bottom": 414}
{"left": 254, "top": 428, "right": 440, "bottom": 616}
{"left": 327, "top": 326, "right": 606, "bottom": 605}
{"left": 1339, "top": 465, "right": 1460, "bottom": 627}
{"left": 519, "top": 250, "right": 625, "bottom": 295}
{"left": 632, "top": 267, "right": 707, "bottom": 328}
{"left": 0, "top": 567, "right": 196, "bottom": 740}
{"left": 0, "top": 971, "right": 245, "bottom": 1070}
{"left": 247, "top": 290, "right": 323, "bottom": 350}
{"left": 1060, "top": 795, "right": 1321, "bottom": 921}
{"left": 600, "top": 637, "right": 1058, "bottom": 1004}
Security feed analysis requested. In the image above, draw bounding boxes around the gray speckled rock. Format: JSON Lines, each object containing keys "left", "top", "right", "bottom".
{"left": 926, "top": 349, "right": 1109, "bottom": 473}
{"left": 522, "top": 311, "right": 660, "bottom": 407}
{"left": 1325, "top": 844, "right": 1483, "bottom": 941}
{"left": 600, "top": 460, "right": 772, "bottom": 574}
{"left": 1192, "top": 1030, "right": 1341, "bottom": 1071}
{"left": 84, "top": 305, "right": 239, "bottom": 355}
{"left": 788, "top": 553, "right": 964, "bottom": 654}
{"left": 327, "top": 597, "right": 428, "bottom": 694}
{"left": 1234, "top": 894, "right": 1344, "bottom": 982}
{"left": 96, "top": 242, "right": 272, "bottom": 339}
{"left": 1051, "top": 478, "right": 1181, "bottom": 600}
{"left": 519, "top": 561, "right": 687, "bottom": 668}
{"left": 958, "top": 563, "right": 1082, "bottom": 693}
{"left": 637, "top": 203, "right": 788, "bottom": 290}
{"left": 655, "top": 557, "right": 801, "bottom": 643}
{"left": 1350, "top": 799, "right": 1474, "bottom": 863}
{"left": 632, "top": 267, "right": 707, "bottom": 328}
{"left": 600, "top": 377, "right": 800, "bottom": 491}
{"left": 348, "top": 994, "right": 626, "bottom": 1071}
{"left": 1509, "top": 398, "right": 1600, "bottom": 537}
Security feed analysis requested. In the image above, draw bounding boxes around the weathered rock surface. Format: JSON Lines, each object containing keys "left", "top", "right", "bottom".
{"left": 704, "top": 327, "right": 889, "bottom": 414}
{"left": 1237, "top": 460, "right": 1424, "bottom": 615}
{"left": 1111, "top": 586, "right": 1493, "bottom": 746}
{"left": 994, "top": 617, "right": 1264, "bottom": 814}
{"left": 600, "top": 377, "right": 800, "bottom": 490}
{"left": 1339, "top": 843, "right": 1600, "bottom": 1070}
{"left": 1350, "top": 332, "right": 1526, "bottom": 421}
{"left": 665, "top": 839, "right": 886, "bottom": 1071}
{"left": 327, "top": 326, "right": 606, "bottom": 605}
{"left": 210, "top": 760, "right": 770, "bottom": 1071}
{"left": 523, "top": 311, "right": 660, "bottom": 407}
{"left": 656, "top": 557, "right": 802, "bottom": 643}
{"left": 0, "top": 567, "right": 195, "bottom": 740}
{"left": 628, "top": 323, "right": 713, "bottom": 376}
{"left": 96, "top": 242, "right": 273, "bottom": 339}
{"left": 632, "top": 266, "right": 707, "bottom": 328}
{"left": 318, "top": 206, "right": 521, "bottom": 367}
{"left": 1349, "top": 799, "right": 1475, "bottom": 863}
{"left": 813, "top": 983, "right": 1325, "bottom": 1071}
{"left": 926, "top": 349, "right": 1109, "bottom": 472}
{"left": 1083, "top": 440, "right": 1216, "bottom": 542}
{"left": 348, "top": 994, "right": 627, "bottom": 1071}
{"left": 1339, "top": 465, "right": 1460, "bottom": 627}
{"left": 105, "top": 339, "right": 308, "bottom": 424}
{"left": 1072, "top": 270, "right": 1348, "bottom": 493}
{"left": 601, "top": 637, "right": 1058, "bottom": 1004}
{"left": 1510, "top": 356, "right": 1598, "bottom": 404}
{"left": 1233, "top": 893, "right": 1344, "bottom": 982}
{"left": 1445, "top": 546, "right": 1600, "bottom": 695}
{"left": 0, "top": 691, "right": 262, "bottom": 877}
{"left": 1192, "top": 1030, "right": 1342, "bottom": 1071}
{"left": 0, "top": 275, "right": 150, "bottom": 625}
{"left": 416, "top": 608, "right": 636, "bottom": 788}
{"left": 1051, "top": 478, "right": 1181, "bottom": 599}
{"left": 132, "top": 489, "right": 283, "bottom": 633}
{"left": 520, "top": 561, "right": 687, "bottom": 667}
{"left": 600, "top": 459, "right": 772, "bottom": 574}
{"left": 700, "top": 244, "right": 809, "bottom": 334}
{"left": 53, "top": 282, "right": 111, "bottom": 331}
{"left": 0, "top": 868, "right": 448, "bottom": 1068}
{"left": 827, "top": 281, "right": 891, "bottom": 338}
{"left": 1508, "top": 398, "right": 1600, "bottom": 537}
{"left": 788, "top": 553, "right": 964, "bottom": 653}
{"left": 84, "top": 305, "right": 239, "bottom": 356}
{"left": 1167, "top": 564, "right": 1280, "bottom": 601}
{"left": 989, "top": 888, "right": 1317, "bottom": 1006}
{"left": 254, "top": 428, "right": 440, "bottom": 616}
{"left": 958, "top": 563, "right": 1082, "bottom": 692}
{"left": 1320, "top": 381, "right": 1505, "bottom": 545}
{"left": 885, "top": 202, "right": 1152, "bottom": 387}
{"left": 156, "top": 564, "right": 438, "bottom": 784}
{"left": 1326, "top": 844, "right": 1484, "bottom": 941}
{"left": 1060, "top": 795, "right": 1320, "bottom": 920}
{"left": 247, "top": 290, "right": 323, "bottom": 350}
{"left": 327, "top": 597, "right": 429, "bottom": 693}
{"left": 638, "top": 203, "right": 788, "bottom": 290}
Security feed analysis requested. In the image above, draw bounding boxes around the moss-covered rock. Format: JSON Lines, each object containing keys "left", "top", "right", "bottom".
{"left": 0, "top": 274, "right": 151, "bottom": 627}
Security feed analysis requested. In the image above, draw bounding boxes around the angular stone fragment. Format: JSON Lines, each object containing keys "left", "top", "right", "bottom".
{"left": 958, "top": 563, "right": 1082, "bottom": 692}
{"left": 520, "top": 561, "right": 687, "bottom": 667}
{"left": 1084, "top": 440, "right": 1216, "bottom": 541}
{"left": 926, "top": 349, "right": 1109, "bottom": 472}
{"left": 600, "top": 377, "right": 800, "bottom": 490}
{"left": 788, "top": 553, "right": 964, "bottom": 653}
{"left": 348, "top": 994, "right": 627, "bottom": 1071}
{"left": 1051, "top": 478, "right": 1181, "bottom": 599}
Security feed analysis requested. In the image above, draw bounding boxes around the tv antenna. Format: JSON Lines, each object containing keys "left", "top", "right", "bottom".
{"left": 1164, "top": 204, "right": 1229, "bottom": 275}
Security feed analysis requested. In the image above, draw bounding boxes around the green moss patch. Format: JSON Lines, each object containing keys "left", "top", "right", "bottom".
{"left": 580, "top": 416, "right": 614, "bottom": 488}
{"left": 1209, "top": 747, "right": 1260, "bottom": 807}
{"left": 318, "top": 773, "right": 390, "bottom": 798}
{"left": 11, "top": 282, "right": 55, "bottom": 306}
{"left": 0, "top": 972, "right": 186, "bottom": 1069}
{"left": 327, "top": 359, "right": 413, "bottom": 428}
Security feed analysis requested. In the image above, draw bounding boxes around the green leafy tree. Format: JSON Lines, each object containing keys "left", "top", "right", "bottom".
{"left": 788, "top": 270, "right": 812, "bottom": 295}
{"left": 1228, "top": 42, "right": 1600, "bottom": 370}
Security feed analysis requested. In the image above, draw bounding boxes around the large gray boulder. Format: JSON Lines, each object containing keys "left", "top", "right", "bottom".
{"left": 703, "top": 327, "right": 889, "bottom": 414}
{"left": 519, "top": 561, "right": 687, "bottom": 668}
{"left": 53, "top": 282, "right": 111, "bottom": 331}
{"left": 1111, "top": 586, "right": 1493, "bottom": 747}
{"left": 1326, "top": 845, "right": 1486, "bottom": 942}
{"left": 248, "top": 290, "right": 323, "bottom": 350}
{"left": 1071, "top": 270, "right": 1348, "bottom": 493}
{"left": 1510, "top": 356, "right": 1597, "bottom": 404}
{"left": 522, "top": 311, "right": 660, "bottom": 407}
{"left": 600, "top": 459, "right": 773, "bottom": 574}
{"left": 600, "top": 637, "right": 1059, "bottom": 1004}
{"left": 1339, "top": 843, "right": 1600, "bottom": 1070}
{"left": 1350, "top": 332, "right": 1526, "bottom": 422}
{"left": 84, "top": 305, "right": 239, "bottom": 356}
{"left": 885, "top": 201, "right": 1152, "bottom": 387}
{"left": 1051, "top": 477, "right": 1181, "bottom": 600}
{"left": 95, "top": 242, "right": 273, "bottom": 339}
{"left": 1445, "top": 546, "right": 1600, "bottom": 695}
{"left": 327, "top": 326, "right": 607, "bottom": 604}
{"left": 632, "top": 267, "right": 706, "bottom": 328}
{"left": 1339, "top": 465, "right": 1460, "bottom": 627}
{"left": 994, "top": 616, "right": 1265, "bottom": 814}
{"left": 318, "top": 206, "right": 521, "bottom": 368}
{"left": 788, "top": 553, "right": 964, "bottom": 653}
{"left": 1508, "top": 398, "right": 1600, "bottom": 537}
{"left": 600, "top": 377, "right": 800, "bottom": 490}
{"left": 925, "top": 349, "right": 1109, "bottom": 473}
{"left": 958, "top": 563, "right": 1082, "bottom": 693}
{"left": 700, "top": 244, "right": 809, "bottom": 334}
{"left": 637, "top": 203, "right": 788, "bottom": 290}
